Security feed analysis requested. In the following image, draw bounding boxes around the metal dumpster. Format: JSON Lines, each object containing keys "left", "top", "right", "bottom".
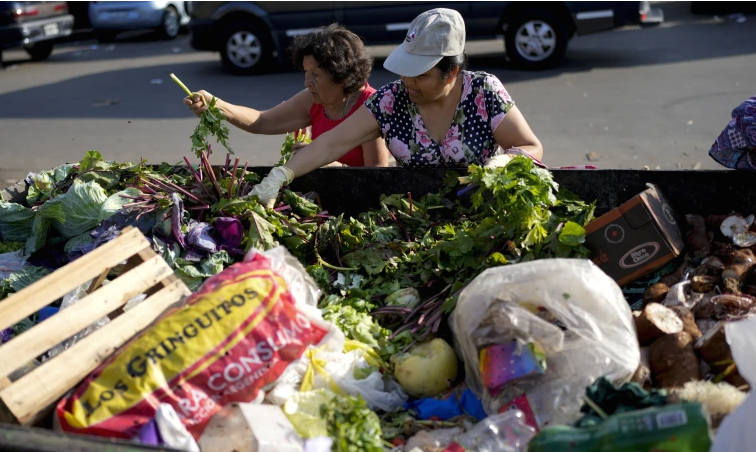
{"left": 0, "top": 166, "right": 745, "bottom": 450}
{"left": 1, "top": 167, "right": 747, "bottom": 216}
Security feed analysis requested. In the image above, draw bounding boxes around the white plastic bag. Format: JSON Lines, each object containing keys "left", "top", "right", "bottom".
{"left": 254, "top": 247, "right": 408, "bottom": 412}
{"left": 709, "top": 316, "right": 756, "bottom": 452}
{"left": 155, "top": 403, "right": 200, "bottom": 452}
{"left": 244, "top": 246, "right": 321, "bottom": 308}
{"left": 0, "top": 250, "right": 26, "bottom": 280}
{"left": 451, "top": 259, "right": 640, "bottom": 427}
{"left": 267, "top": 332, "right": 408, "bottom": 412}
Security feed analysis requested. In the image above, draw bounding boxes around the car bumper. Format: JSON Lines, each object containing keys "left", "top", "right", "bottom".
{"left": 640, "top": 6, "right": 665, "bottom": 25}
{"left": 89, "top": 5, "right": 165, "bottom": 31}
{"left": 189, "top": 19, "right": 218, "bottom": 51}
{"left": 0, "top": 15, "right": 74, "bottom": 50}
{"left": 572, "top": 1, "right": 664, "bottom": 35}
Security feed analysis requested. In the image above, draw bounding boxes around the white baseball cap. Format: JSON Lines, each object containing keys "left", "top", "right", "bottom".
{"left": 383, "top": 8, "right": 466, "bottom": 77}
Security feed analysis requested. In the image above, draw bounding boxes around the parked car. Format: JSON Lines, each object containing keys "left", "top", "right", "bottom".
{"left": 188, "top": 1, "right": 664, "bottom": 75}
{"left": 88, "top": 0, "right": 191, "bottom": 42}
{"left": 0, "top": 1, "right": 74, "bottom": 65}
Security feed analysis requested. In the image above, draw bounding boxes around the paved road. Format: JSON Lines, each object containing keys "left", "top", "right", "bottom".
{"left": 0, "top": 2, "right": 754, "bottom": 183}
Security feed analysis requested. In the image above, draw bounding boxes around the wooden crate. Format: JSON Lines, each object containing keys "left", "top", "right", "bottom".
{"left": 0, "top": 227, "right": 191, "bottom": 425}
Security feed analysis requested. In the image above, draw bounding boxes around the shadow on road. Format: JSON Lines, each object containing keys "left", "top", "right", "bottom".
{"left": 1, "top": 29, "right": 193, "bottom": 68}
{"left": 0, "top": 2, "right": 753, "bottom": 120}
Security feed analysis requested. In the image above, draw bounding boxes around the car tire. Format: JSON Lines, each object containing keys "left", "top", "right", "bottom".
{"left": 25, "top": 41, "right": 54, "bottom": 61}
{"left": 94, "top": 31, "right": 118, "bottom": 43}
{"left": 504, "top": 8, "right": 569, "bottom": 70}
{"left": 158, "top": 5, "right": 181, "bottom": 40}
{"left": 220, "top": 21, "right": 273, "bottom": 75}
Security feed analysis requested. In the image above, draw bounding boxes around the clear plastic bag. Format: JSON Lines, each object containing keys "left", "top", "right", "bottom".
{"left": 45, "top": 279, "right": 110, "bottom": 360}
{"left": 709, "top": 316, "right": 756, "bottom": 452}
{"left": 450, "top": 259, "right": 640, "bottom": 428}
{"left": 453, "top": 409, "right": 536, "bottom": 452}
{"left": 0, "top": 250, "right": 26, "bottom": 280}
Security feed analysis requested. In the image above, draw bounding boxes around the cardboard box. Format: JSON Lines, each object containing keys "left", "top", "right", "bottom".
{"left": 584, "top": 183, "right": 684, "bottom": 286}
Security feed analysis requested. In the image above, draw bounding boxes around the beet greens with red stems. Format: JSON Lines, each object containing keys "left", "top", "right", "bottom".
{"left": 1, "top": 150, "right": 595, "bottom": 359}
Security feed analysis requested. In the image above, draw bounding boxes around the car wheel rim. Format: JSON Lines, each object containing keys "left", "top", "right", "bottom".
{"left": 164, "top": 9, "right": 179, "bottom": 37}
{"left": 514, "top": 20, "right": 557, "bottom": 62}
{"left": 226, "top": 31, "right": 262, "bottom": 68}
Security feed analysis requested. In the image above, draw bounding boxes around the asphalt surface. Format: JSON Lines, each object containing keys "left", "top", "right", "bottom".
{"left": 0, "top": 2, "right": 754, "bottom": 184}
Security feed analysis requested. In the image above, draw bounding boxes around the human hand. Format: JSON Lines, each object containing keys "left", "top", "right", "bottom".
{"left": 183, "top": 90, "right": 213, "bottom": 118}
{"left": 247, "top": 166, "right": 295, "bottom": 208}
{"left": 291, "top": 141, "right": 308, "bottom": 155}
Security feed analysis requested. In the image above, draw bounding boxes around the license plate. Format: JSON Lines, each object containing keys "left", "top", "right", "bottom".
{"left": 43, "top": 23, "right": 59, "bottom": 36}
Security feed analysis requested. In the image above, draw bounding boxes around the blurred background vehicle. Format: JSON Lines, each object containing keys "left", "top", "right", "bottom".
{"left": 88, "top": 1, "right": 191, "bottom": 43}
{"left": 0, "top": 0, "right": 74, "bottom": 65}
{"left": 188, "top": 1, "right": 664, "bottom": 75}
{"left": 690, "top": 1, "right": 756, "bottom": 15}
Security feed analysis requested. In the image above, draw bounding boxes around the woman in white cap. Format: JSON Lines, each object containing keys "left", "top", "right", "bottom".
{"left": 251, "top": 8, "right": 544, "bottom": 206}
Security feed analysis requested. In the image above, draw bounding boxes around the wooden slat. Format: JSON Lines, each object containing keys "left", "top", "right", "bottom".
{"left": 0, "top": 227, "right": 150, "bottom": 330}
{"left": 0, "top": 255, "right": 173, "bottom": 381}
{"left": 0, "top": 279, "right": 189, "bottom": 425}
{"left": 86, "top": 268, "right": 111, "bottom": 295}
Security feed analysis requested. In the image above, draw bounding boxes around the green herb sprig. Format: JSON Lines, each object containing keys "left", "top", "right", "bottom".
{"left": 170, "top": 73, "right": 232, "bottom": 158}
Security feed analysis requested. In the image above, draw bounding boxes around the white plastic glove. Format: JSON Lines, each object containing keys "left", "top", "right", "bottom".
{"left": 248, "top": 166, "right": 294, "bottom": 208}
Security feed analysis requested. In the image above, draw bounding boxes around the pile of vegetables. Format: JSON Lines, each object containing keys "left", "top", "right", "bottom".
{"left": 0, "top": 141, "right": 597, "bottom": 448}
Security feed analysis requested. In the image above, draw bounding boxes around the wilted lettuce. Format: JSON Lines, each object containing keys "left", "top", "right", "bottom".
{"left": 26, "top": 163, "right": 75, "bottom": 205}
{"left": 0, "top": 201, "right": 35, "bottom": 242}
{"left": 174, "top": 250, "right": 231, "bottom": 291}
{"left": 8, "top": 266, "right": 50, "bottom": 292}
{"left": 100, "top": 188, "right": 141, "bottom": 222}
{"left": 38, "top": 180, "right": 109, "bottom": 238}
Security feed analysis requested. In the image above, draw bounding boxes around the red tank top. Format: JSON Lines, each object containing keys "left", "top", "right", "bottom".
{"left": 309, "top": 84, "right": 376, "bottom": 167}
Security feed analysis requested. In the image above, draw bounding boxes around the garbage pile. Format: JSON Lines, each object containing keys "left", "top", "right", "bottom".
{"left": 0, "top": 146, "right": 753, "bottom": 452}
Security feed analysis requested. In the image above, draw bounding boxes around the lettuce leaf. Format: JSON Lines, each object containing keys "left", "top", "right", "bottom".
{"left": 38, "top": 180, "right": 109, "bottom": 238}
{"left": 100, "top": 188, "right": 141, "bottom": 221}
{"left": 26, "top": 163, "right": 76, "bottom": 205}
{"left": 8, "top": 266, "right": 50, "bottom": 292}
{"left": 173, "top": 251, "right": 231, "bottom": 291}
{"left": 24, "top": 213, "right": 50, "bottom": 256}
{"left": 0, "top": 201, "right": 35, "bottom": 242}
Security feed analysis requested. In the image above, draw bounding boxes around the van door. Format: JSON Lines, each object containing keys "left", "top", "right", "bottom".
{"left": 341, "top": 1, "right": 470, "bottom": 46}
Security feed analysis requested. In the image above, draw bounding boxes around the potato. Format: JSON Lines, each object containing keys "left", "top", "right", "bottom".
{"left": 630, "top": 347, "right": 652, "bottom": 389}
{"left": 649, "top": 332, "right": 701, "bottom": 388}
{"left": 720, "top": 249, "right": 756, "bottom": 293}
{"left": 695, "top": 322, "right": 747, "bottom": 388}
{"left": 691, "top": 275, "right": 718, "bottom": 293}
{"left": 643, "top": 283, "right": 670, "bottom": 304}
{"left": 634, "top": 303, "right": 683, "bottom": 345}
{"left": 670, "top": 305, "right": 702, "bottom": 340}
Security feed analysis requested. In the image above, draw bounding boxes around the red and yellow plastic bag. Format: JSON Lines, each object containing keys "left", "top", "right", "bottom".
{"left": 56, "top": 252, "right": 329, "bottom": 439}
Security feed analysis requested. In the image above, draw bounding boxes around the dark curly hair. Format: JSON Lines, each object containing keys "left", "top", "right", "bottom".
{"left": 290, "top": 24, "right": 373, "bottom": 95}
{"left": 435, "top": 52, "right": 469, "bottom": 80}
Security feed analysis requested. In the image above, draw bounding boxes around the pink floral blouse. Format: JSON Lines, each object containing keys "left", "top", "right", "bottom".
{"left": 365, "top": 71, "right": 514, "bottom": 167}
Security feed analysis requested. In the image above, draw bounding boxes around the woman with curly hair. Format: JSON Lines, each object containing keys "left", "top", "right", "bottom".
{"left": 183, "top": 24, "right": 390, "bottom": 167}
